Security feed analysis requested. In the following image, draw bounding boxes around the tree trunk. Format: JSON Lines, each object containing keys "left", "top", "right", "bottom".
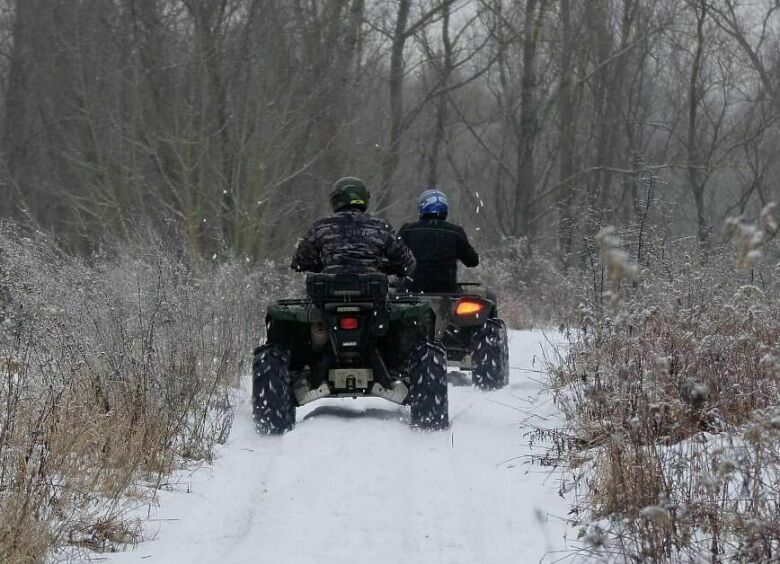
{"left": 377, "top": 0, "right": 411, "bottom": 211}
{"left": 592, "top": 0, "right": 635, "bottom": 227}
{"left": 426, "top": 0, "right": 452, "bottom": 187}
{"left": 688, "top": 0, "right": 710, "bottom": 253}
{"left": 512, "top": 0, "right": 543, "bottom": 237}
{"left": 557, "top": 0, "right": 576, "bottom": 260}
{"left": 2, "top": 0, "right": 39, "bottom": 219}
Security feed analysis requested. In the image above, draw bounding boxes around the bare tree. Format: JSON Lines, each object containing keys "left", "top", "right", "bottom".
{"left": 0, "top": 0, "right": 778, "bottom": 262}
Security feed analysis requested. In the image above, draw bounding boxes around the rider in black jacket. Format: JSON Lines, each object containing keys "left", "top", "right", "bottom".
{"left": 399, "top": 189, "right": 479, "bottom": 293}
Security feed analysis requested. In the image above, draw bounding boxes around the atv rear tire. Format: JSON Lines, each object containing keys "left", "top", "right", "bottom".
{"left": 408, "top": 341, "right": 449, "bottom": 430}
{"left": 471, "top": 319, "right": 509, "bottom": 390}
{"left": 252, "top": 345, "right": 296, "bottom": 435}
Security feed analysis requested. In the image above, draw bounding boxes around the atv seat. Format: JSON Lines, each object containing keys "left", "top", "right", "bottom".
{"left": 306, "top": 273, "right": 388, "bottom": 302}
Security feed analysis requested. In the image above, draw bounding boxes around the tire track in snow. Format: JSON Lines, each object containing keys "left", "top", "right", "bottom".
{"left": 105, "top": 330, "right": 572, "bottom": 564}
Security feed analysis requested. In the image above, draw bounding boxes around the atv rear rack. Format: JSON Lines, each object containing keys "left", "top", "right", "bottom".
{"left": 275, "top": 295, "right": 423, "bottom": 307}
{"left": 277, "top": 298, "right": 310, "bottom": 306}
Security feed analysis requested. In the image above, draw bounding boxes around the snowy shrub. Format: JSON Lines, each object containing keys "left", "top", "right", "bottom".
{"left": 478, "top": 237, "right": 587, "bottom": 328}
{"left": 0, "top": 223, "right": 292, "bottom": 561}
{"left": 554, "top": 212, "right": 780, "bottom": 562}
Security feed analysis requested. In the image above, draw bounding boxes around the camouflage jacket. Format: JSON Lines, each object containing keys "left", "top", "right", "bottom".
{"left": 290, "top": 210, "right": 416, "bottom": 276}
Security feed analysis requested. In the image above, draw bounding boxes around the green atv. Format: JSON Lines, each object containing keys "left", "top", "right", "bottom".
{"left": 252, "top": 273, "right": 448, "bottom": 435}
{"left": 419, "top": 283, "right": 510, "bottom": 390}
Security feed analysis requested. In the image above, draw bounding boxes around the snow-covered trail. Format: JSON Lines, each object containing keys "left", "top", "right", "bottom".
{"left": 108, "top": 331, "right": 573, "bottom": 564}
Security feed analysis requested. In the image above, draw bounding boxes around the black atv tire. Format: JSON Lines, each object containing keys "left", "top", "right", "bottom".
{"left": 471, "top": 318, "right": 510, "bottom": 390}
{"left": 408, "top": 340, "right": 449, "bottom": 430}
{"left": 252, "top": 344, "right": 296, "bottom": 435}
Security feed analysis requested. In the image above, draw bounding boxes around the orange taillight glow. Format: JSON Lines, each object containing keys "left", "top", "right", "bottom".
{"left": 339, "top": 317, "right": 359, "bottom": 330}
{"left": 455, "top": 299, "right": 484, "bottom": 316}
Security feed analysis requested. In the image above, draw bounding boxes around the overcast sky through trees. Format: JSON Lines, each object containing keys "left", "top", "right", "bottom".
{"left": 0, "top": 0, "right": 778, "bottom": 261}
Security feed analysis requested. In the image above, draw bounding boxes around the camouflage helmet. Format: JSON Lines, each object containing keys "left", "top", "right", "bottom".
{"left": 330, "top": 177, "right": 370, "bottom": 212}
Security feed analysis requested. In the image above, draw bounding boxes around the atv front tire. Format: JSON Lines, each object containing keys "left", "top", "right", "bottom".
{"left": 471, "top": 319, "right": 510, "bottom": 390}
{"left": 252, "top": 345, "right": 296, "bottom": 435}
{"left": 408, "top": 341, "right": 449, "bottom": 430}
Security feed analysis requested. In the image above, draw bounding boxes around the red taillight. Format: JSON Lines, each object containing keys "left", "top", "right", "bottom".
{"left": 455, "top": 299, "right": 485, "bottom": 316}
{"left": 339, "top": 317, "right": 359, "bottom": 330}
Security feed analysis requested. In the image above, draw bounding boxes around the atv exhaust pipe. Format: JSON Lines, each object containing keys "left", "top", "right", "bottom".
{"left": 371, "top": 381, "right": 408, "bottom": 404}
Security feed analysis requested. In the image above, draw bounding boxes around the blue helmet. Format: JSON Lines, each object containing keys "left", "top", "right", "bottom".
{"left": 417, "top": 189, "right": 448, "bottom": 219}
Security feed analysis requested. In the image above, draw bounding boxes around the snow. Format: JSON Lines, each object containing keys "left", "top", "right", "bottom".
{"left": 104, "top": 331, "right": 573, "bottom": 564}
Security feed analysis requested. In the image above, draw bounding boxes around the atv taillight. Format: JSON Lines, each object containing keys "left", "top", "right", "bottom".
{"left": 455, "top": 299, "right": 485, "bottom": 316}
{"left": 339, "top": 317, "right": 359, "bottom": 330}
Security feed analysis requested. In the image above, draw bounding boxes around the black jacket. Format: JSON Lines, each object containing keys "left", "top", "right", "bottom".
{"left": 398, "top": 218, "right": 479, "bottom": 293}
{"left": 291, "top": 209, "right": 416, "bottom": 276}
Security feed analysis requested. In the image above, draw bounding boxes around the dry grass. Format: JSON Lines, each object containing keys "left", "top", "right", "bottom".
{"left": 0, "top": 224, "right": 293, "bottom": 561}
{"left": 0, "top": 222, "right": 537, "bottom": 561}
{"left": 553, "top": 217, "right": 780, "bottom": 562}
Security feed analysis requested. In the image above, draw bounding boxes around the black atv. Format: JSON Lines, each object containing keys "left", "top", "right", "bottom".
{"left": 417, "top": 284, "right": 510, "bottom": 390}
{"left": 252, "top": 273, "right": 448, "bottom": 435}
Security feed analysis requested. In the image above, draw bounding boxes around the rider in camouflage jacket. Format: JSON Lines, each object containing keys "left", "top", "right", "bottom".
{"left": 290, "top": 177, "right": 416, "bottom": 277}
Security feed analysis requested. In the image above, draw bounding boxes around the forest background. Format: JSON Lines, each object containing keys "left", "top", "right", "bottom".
{"left": 3, "top": 0, "right": 778, "bottom": 264}
{"left": 2, "top": 1, "right": 780, "bottom": 562}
